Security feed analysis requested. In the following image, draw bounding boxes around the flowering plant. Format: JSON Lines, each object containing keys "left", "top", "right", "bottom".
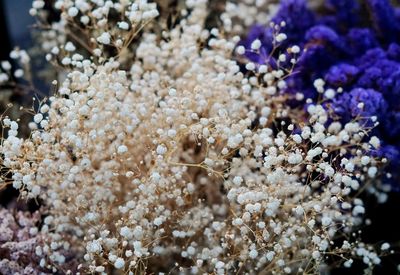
{"left": 0, "top": 0, "right": 398, "bottom": 274}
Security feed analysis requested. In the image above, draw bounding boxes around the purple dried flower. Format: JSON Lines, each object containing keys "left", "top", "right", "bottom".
{"left": 323, "top": 0, "right": 360, "bottom": 29}
{"left": 298, "top": 25, "right": 345, "bottom": 70}
{"left": 237, "top": 25, "right": 272, "bottom": 64}
{"left": 332, "top": 88, "right": 388, "bottom": 125}
{"left": 383, "top": 111, "right": 400, "bottom": 140}
{"left": 356, "top": 48, "right": 387, "bottom": 69}
{"left": 239, "top": 0, "right": 400, "bottom": 182}
{"left": 0, "top": 206, "right": 77, "bottom": 275}
{"left": 387, "top": 42, "right": 400, "bottom": 61}
{"left": 272, "top": 0, "right": 315, "bottom": 43}
{"left": 366, "top": 0, "right": 400, "bottom": 42}
{"left": 325, "top": 63, "right": 359, "bottom": 87}
{"left": 356, "top": 60, "right": 400, "bottom": 107}
{"left": 345, "top": 28, "right": 378, "bottom": 56}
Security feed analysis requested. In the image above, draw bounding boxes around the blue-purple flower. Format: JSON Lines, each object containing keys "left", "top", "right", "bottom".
{"left": 239, "top": 0, "right": 400, "bottom": 184}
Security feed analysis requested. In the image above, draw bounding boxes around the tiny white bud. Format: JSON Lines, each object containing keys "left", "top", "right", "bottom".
{"left": 117, "top": 145, "right": 128, "bottom": 154}
{"left": 251, "top": 39, "right": 262, "bottom": 50}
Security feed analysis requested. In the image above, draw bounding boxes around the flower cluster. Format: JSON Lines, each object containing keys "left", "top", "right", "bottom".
{"left": 238, "top": 0, "right": 400, "bottom": 187}
{"left": 31, "top": 0, "right": 159, "bottom": 66}
{"left": 0, "top": 205, "right": 77, "bottom": 274}
{"left": 0, "top": 0, "right": 395, "bottom": 274}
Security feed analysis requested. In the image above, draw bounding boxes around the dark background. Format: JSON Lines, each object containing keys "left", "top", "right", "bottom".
{"left": 0, "top": 0, "right": 34, "bottom": 58}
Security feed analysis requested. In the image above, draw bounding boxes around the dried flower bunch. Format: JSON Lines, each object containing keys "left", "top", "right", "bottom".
{"left": 0, "top": 0, "right": 395, "bottom": 274}
{"left": 0, "top": 205, "right": 77, "bottom": 274}
{"left": 239, "top": 0, "right": 400, "bottom": 187}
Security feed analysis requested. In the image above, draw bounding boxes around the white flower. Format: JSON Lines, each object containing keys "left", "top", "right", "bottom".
{"left": 65, "top": 42, "right": 76, "bottom": 52}
{"left": 236, "top": 46, "right": 245, "bottom": 55}
{"left": 245, "top": 62, "right": 256, "bottom": 71}
{"left": 31, "top": 185, "right": 41, "bottom": 196}
{"left": 275, "top": 33, "right": 287, "bottom": 42}
{"left": 369, "top": 136, "right": 380, "bottom": 148}
{"left": 14, "top": 69, "right": 24, "bottom": 78}
{"left": 117, "top": 145, "right": 128, "bottom": 154}
{"left": 156, "top": 144, "right": 167, "bottom": 155}
{"left": 114, "top": 258, "right": 125, "bottom": 269}
{"left": 250, "top": 39, "right": 261, "bottom": 50}
{"left": 249, "top": 249, "right": 258, "bottom": 259}
{"left": 34, "top": 113, "right": 43, "bottom": 124}
{"left": 97, "top": 32, "right": 111, "bottom": 45}
{"left": 120, "top": 226, "right": 133, "bottom": 239}
{"left": 381, "top": 243, "right": 390, "bottom": 251}
{"left": 68, "top": 7, "right": 79, "bottom": 17}
{"left": 1, "top": 61, "right": 11, "bottom": 70}
{"left": 321, "top": 216, "right": 332, "bottom": 226}
{"left": 291, "top": 45, "right": 300, "bottom": 53}
{"left": 118, "top": 21, "right": 130, "bottom": 30}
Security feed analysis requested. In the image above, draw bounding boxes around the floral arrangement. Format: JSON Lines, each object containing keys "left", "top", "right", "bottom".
{"left": 0, "top": 0, "right": 398, "bottom": 274}
{"left": 239, "top": 0, "right": 400, "bottom": 188}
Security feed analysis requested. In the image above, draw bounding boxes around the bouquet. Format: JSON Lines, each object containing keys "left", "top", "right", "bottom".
{"left": 0, "top": 0, "right": 399, "bottom": 274}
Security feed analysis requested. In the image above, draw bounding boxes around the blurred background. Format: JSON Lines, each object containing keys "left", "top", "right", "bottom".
{"left": 0, "top": 0, "right": 34, "bottom": 57}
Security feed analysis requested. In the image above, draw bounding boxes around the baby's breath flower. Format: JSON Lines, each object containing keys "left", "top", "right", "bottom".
{"left": 0, "top": 1, "right": 389, "bottom": 274}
